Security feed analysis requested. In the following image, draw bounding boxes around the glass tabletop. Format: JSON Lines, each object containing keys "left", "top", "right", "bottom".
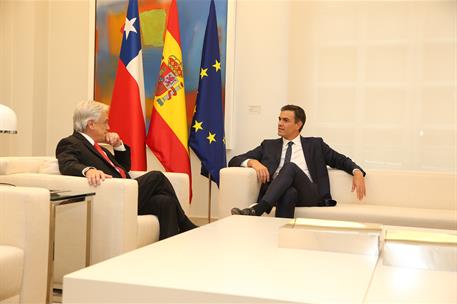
{"left": 50, "top": 190, "right": 95, "bottom": 202}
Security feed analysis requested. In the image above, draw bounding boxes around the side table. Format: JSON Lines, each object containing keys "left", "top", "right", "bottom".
{"left": 47, "top": 191, "right": 95, "bottom": 304}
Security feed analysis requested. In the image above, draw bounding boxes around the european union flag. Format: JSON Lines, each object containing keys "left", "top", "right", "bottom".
{"left": 189, "top": 0, "right": 226, "bottom": 186}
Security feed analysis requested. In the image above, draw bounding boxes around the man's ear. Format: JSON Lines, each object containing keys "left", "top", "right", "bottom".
{"left": 86, "top": 120, "right": 95, "bottom": 130}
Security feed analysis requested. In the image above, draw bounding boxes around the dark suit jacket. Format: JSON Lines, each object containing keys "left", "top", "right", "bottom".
{"left": 56, "top": 132, "right": 132, "bottom": 179}
{"left": 228, "top": 136, "right": 365, "bottom": 202}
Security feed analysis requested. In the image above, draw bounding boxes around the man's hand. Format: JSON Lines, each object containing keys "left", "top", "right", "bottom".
{"left": 85, "top": 168, "right": 112, "bottom": 186}
{"left": 105, "top": 132, "right": 123, "bottom": 148}
{"left": 351, "top": 170, "right": 366, "bottom": 200}
{"left": 248, "top": 159, "right": 270, "bottom": 184}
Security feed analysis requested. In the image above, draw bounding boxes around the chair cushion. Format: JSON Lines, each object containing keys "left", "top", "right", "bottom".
{"left": 38, "top": 159, "right": 60, "bottom": 175}
{"left": 0, "top": 246, "right": 24, "bottom": 301}
{"left": 295, "top": 203, "right": 457, "bottom": 230}
{"left": 0, "top": 159, "right": 42, "bottom": 175}
{"left": 137, "top": 215, "right": 159, "bottom": 248}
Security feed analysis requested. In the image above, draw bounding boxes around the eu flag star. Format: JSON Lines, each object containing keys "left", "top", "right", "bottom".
{"left": 212, "top": 59, "right": 221, "bottom": 72}
{"left": 192, "top": 120, "right": 203, "bottom": 132}
{"left": 207, "top": 132, "right": 216, "bottom": 144}
{"left": 200, "top": 68, "right": 208, "bottom": 79}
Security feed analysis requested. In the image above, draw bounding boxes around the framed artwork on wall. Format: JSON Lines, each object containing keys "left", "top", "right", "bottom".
{"left": 93, "top": 0, "right": 235, "bottom": 147}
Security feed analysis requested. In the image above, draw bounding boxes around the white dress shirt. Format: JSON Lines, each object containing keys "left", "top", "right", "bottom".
{"left": 273, "top": 135, "right": 312, "bottom": 181}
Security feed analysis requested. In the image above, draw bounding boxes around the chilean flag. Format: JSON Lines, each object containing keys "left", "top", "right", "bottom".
{"left": 109, "top": 0, "right": 147, "bottom": 170}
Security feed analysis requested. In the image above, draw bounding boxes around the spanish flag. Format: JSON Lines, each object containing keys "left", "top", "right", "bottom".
{"left": 146, "top": 0, "right": 191, "bottom": 197}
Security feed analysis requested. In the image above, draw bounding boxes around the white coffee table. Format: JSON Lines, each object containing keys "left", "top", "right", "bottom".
{"left": 63, "top": 216, "right": 379, "bottom": 303}
{"left": 366, "top": 256, "right": 457, "bottom": 303}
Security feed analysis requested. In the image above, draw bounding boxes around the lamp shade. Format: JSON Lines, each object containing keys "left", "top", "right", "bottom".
{"left": 0, "top": 104, "right": 17, "bottom": 134}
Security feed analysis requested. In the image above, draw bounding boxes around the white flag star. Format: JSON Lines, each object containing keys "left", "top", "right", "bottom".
{"left": 124, "top": 17, "right": 137, "bottom": 40}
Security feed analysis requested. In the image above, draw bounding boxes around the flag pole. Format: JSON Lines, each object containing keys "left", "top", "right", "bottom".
{"left": 207, "top": 174, "right": 212, "bottom": 223}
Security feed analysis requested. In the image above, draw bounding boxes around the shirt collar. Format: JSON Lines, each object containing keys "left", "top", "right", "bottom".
{"left": 282, "top": 135, "right": 301, "bottom": 146}
{"left": 79, "top": 132, "right": 95, "bottom": 145}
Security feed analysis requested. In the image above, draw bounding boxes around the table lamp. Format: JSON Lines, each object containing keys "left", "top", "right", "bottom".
{"left": 0, "top": 104, "right": 17, "bottom": 134}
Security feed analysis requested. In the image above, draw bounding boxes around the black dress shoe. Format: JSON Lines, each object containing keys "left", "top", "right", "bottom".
{"left": 231, "top": 207, "right": 257, "bottom": 216}
{"left": 319, "top": 199, "right": 337, "bottom": 207}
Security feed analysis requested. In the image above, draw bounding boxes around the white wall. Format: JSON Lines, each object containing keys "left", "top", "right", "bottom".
{"left": 46, "top": 0, "right": 94, "bottom": 155}
{"left": 226, "top": 0, "right": 290, "bottom": 158}
{"left": 0, "top": 0, "right": 93, "bottom": 157}
{"left": 0, "top": 0, "right": 49, "bottom": 156}
{"left": 0, "top": 1, "right": 13, "bottom": 155}
{"left": 288, "top": 1, "right": 457, "bottom": 172}
{"left": 1, "top": 0, "right": 455, "bottom": 218}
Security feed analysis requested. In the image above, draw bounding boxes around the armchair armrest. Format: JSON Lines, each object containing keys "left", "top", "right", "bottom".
{"left": 129, "top": 171, "right": 147, "bottom": 179}
{"left": 0, "top": 173, "right": 138, "bottom": 263}
{"left": 162, "top": 172, "right": 190, "bottom": 208}
{"left": 217, "top": 167, "right": 261, "bottom": 218}
{"left": 0, "top": 186, "right": 50, "bottom": 303}
{"left": 129, "top": 170, "right": 190, "bottom": 213}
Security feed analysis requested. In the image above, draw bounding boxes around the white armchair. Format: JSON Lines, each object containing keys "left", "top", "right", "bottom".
{"left": 0, "top": 186, "right": 50, "bottom": 304}
{"left": 217, "top": 167, "right": 261, "bottom": 219}
{"left": 0, "top": 157, "right": 189, "bottom": 286}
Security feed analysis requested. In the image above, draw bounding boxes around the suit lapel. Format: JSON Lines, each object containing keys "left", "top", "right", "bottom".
{"left": 301, "top": 137, "right": 317, "bottom": 181}
{"left": 73, "top": 132, "right": 113, "bottom": 166}
{"left": 272, "top": 138, "right": 283, "bottom": 172}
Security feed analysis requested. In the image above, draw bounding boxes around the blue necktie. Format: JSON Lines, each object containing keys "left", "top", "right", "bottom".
{"left": 284, "top": 141, "right": 294, "bottom": 165}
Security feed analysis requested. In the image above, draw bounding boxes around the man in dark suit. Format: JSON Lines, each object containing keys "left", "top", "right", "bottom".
{"left": 230, "top": 104, "right": 366, "bottom": 218}
{"left": 56, "top": 100, "right": 196, "bottom": 240}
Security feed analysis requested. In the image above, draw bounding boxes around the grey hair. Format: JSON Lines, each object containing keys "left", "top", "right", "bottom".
{"left": 73, "top": 100, "right": 109, "bottom": 132}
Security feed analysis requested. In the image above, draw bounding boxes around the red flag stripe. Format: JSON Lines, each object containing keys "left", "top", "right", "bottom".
{"left": 166, "top": 0, "right": 181, "bottom": 47}
{"left": 147, "top": 109, "right": 192, "bottom": 200}
{"left": 109, "top": 59, "right": 146, "bottom": 169}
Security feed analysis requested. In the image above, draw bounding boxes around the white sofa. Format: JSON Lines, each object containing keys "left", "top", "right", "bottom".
{"left": 0, "top": 157, "right": 189, "bottom": 286}
{"left": 218, "top": 167, "right": 457, "bottom": 230}
{"left": 0, "top": 186, "right": 50, "bottom": 304}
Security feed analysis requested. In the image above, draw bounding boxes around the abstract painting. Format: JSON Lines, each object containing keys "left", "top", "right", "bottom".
{"left": 95, "top": 0, "right": 228, "bottom": 127}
